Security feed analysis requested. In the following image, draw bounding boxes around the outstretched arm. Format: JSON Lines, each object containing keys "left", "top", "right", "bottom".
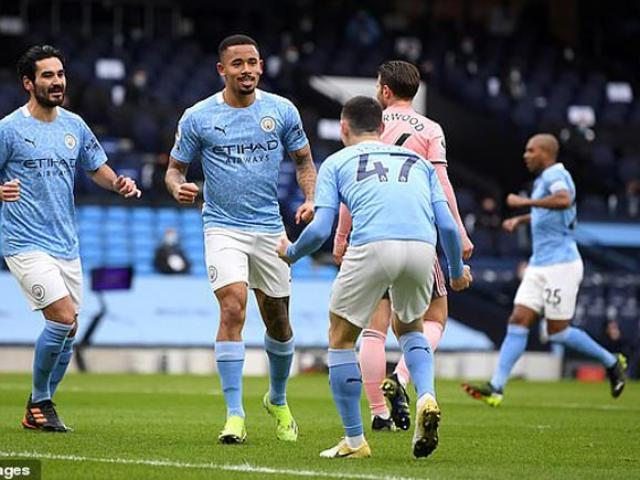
{"left": 289, "top": 144, "right": 317, "bottom": 224}
{"left": 506, "top": 191, "right": 571, "bottom": 210}
{"left": 277, "top": 207, "right": 336, "bottom": 264}
{"left": 502, "top": 214, "right": 531, "bottom": 232}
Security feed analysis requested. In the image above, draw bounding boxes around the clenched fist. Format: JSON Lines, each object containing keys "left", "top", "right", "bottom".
{"left": 173, "top": 182, "right": 199, "bottom": 204}
{"left": 276, "top": 235, "right": 293, "bottom": 264}
{"left": 295, "top": 200, "right": 314, "bottom": 224}
{"left": 450, "top": 264, "right": 473, "bottom": 291}
{"left": 0, "top": 179, "right": 20, "bottom": 202}
{"left": 114, "top": 175, "right": 141, "bottom": 198}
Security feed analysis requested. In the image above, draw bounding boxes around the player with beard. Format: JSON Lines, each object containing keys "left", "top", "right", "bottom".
{"left": 333, "top": 61, "right": 473, "bottom": 431}
{"left": 166, "top": 34, "right": 317, "bottom": 445}
{"left": 0, "top": 45, "right": 140, "bottom": 432}
{"left": 462, "top": 134, "right": 627, "bottom": 405}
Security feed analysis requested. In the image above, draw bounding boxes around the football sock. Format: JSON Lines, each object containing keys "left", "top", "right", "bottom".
{"left": 359, "top": 329, "right": 389, "bottom": 417}
{"left": 345, "top": 434, "right": 366, "bottom": 449}
{"left": 32, "top": 320, "right": 73, "bottom": 403}
{"left": 490, "top": 324, "right": 529, "bottom": 391}
{"left": 264, "top": 333, "right": 294, "bottom": 406}
{"left": 49, "top": 330, "right": 75, "bottom": 397}
{"left": 215, "top": 341, "right": 245, "bottom": 418}
{"left": 399, "top": 331, "right": 434, "bottom": 398}
{"left": 549, "top": 327, "right": 617, "bottom": 368}
{"left": 395, "top": 321, "right": 444, "bottom": 386}
{"left": 328, "top": 348, "right": 363, "bottom": 438}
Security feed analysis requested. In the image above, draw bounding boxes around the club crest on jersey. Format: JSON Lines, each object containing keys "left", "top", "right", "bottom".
{"left": 64, "top": 133, "right": 77, "bottom": 149}
{"left": 260, "top": 116, "right": 276, "bottom": 132}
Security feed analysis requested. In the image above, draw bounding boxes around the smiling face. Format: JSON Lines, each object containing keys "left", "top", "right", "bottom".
{"left": 24, "top": 56, "right": 66, "bottom": 108}
{"left": 217, "top": 44, "right": 263, "bottom": 98}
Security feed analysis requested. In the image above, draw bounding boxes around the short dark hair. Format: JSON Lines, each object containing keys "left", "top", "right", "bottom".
{"left": 218, "top": 34, "right": 259, "bottom": 59}
{"left": 17, "top": 45, "right": 66, "bottom": 83}
{"left": 342, "top": 96, "right": 382, "bottom": 135}
{"left": 377, "top": 60, "right": 420, "bottom": 100}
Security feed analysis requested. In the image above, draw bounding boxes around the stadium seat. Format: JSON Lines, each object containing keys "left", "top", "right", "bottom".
{"left": 106, "top": 206, "right": 129, "bottom": 222}
{"left": 78, "top": 206, "right": 105, "bottom": 222}
{"left": 134, "top": 260, "right": 154, "bottom": 275}
{"left": 132, "top": 207, "right": 155, "bottom": 223}
{"left": 180, "top": 209, "right": 202, "bottom": 226}
{"left": 105, "top": 249, "right": 132, "bottom": 266}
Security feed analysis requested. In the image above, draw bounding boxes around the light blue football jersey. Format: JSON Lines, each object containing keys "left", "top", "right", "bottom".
{"left": 0, "top": 106, "right": 107, "bottom": 259}
{"left": 170, "top": 89, "right": 309, "bottom": 233}
{"left": 315, "top": 141, "right": 447, "bottom": 246}
{"left": 529, "top": 162, "right": 580, "bottom": 266}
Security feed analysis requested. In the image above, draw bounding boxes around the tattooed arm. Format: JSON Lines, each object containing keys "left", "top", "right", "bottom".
{"left": 289, "top": 144, "right": 317, "bottom": 224}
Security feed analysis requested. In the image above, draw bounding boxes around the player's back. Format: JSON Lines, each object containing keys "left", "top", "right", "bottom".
{"left": 381, "top": 105, "right": 447, "bottom": 164}
{"left": 318, "top": 141, "right": 446, "bottom": 247}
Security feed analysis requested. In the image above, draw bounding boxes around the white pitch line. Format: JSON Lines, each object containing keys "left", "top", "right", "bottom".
{"left": 0, "top": 451, "right": 423, "bottom": 480}
{"left": 2, "top": 383, "right": 636, "bottom": 411}
{"left": 0, "top": 383, "right": 221, "bottom": 396}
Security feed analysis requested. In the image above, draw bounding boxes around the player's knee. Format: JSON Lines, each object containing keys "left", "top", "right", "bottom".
{"left": 219, "top": 300, "right": 246, "bottom": 325}
{"left": 328, "top": 327, "right": 352, "bottom": 349}
{"left": 394, "top": 317, "right": 422, "bottom": 337}
{"left": 327, "top": 324, "right": 345, "bottom": 349}
{"left": 260, "top": 297, "right": 291, "bottom": 340}
{"left": 267, "top": 322, "right": 292, "bottom": 342}
{"left": 43, "top": 308, "right": 76, "bottom": 325}
{"left": 546, "top": 320, "right": 569, "bottom": 335}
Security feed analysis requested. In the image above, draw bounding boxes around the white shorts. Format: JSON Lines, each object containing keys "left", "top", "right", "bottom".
{"left": 204, "top": 228, "right": 291, "bottom": 298}
{"left": 4, "top": 251, "right": 83, "bottom": 311}
{"left": 330, "top": 240, "right": 436, "bottom": 329}
{"left": 514, "top": 259, "right": 583, "bottom": 320}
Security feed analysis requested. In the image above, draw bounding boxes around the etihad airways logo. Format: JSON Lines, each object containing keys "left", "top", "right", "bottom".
{"left": 22, "top": 158, "right": 77, "bottom": 169}
{"left": 214, "top": 140, "right": 280, "bottom": 165}
{"left": 21, "top": 158, "right": 77, "bottom": 177}
{"left": 213, "top": 140, "right": 279, "bottom": 155}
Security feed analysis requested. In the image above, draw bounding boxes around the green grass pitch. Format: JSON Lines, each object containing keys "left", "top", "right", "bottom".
{"left": 0, "top": 373, "right": 638, "bottom": 479}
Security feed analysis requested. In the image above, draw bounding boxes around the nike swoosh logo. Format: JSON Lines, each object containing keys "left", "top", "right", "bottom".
{"left": 335, "top": 450, "right": 358, "bottom": 458}
{"left": 24, "top": 138, "right": 36, "bottom": 146}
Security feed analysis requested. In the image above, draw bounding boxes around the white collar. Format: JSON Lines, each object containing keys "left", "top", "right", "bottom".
{"left": 20, "top": 104, "right": 59, "bottom": 118}
{"left": 215, "top": 89, "right": 263, "bottom": 104}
